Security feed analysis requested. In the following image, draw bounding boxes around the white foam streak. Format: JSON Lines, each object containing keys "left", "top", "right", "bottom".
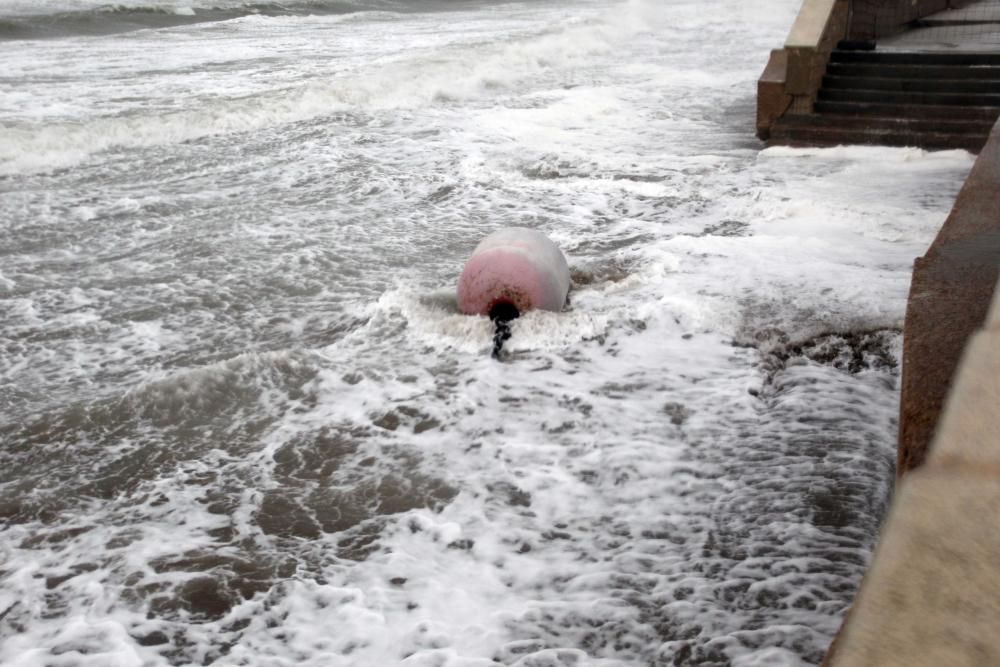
{"left": 0, "top": 0, "right": 335, "bottom": 15}
{"left": 0, "top": 1, "right": 630, "bottom": 175}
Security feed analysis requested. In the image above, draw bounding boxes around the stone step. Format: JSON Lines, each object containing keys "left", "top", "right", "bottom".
{"left": 819, "top": 87, "right": 1000, "bottom": 107}
{"left": 768, "top": 123, "right": 987, "bottom": 152}
{"left": 815, "top": 99, "right": 1000, "bottom": 121}
{"left": 828, "top": 62, "right": 1000, "bottom": 80}
{"left": 778, "top": 112, "right": 996, "bottom": 135}
{"left": 829, "top": 50, "right": 1000, "bottom": 66}
{"left": 768, "top": 48, "right": 1000, "bottom": 151}
{"left": 823, "top": 75, "right": 1000, "bottom": 94}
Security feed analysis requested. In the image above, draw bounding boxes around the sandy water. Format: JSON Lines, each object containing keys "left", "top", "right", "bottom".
{"left": 0, "top": 1, "right": 974, "bottom": 665}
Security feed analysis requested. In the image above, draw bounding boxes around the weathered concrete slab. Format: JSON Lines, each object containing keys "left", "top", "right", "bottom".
{"left": 757, "top": 49, "right": 791, "bottom": 140}
{"left": 847, "top": 0, "right": 951, "bottom": 40}
{"left": 880, "top": 24, "right": 1000, "bottom": 52}
{"left": 784, "top": 0, "right": 848, "bottom": 97}
{"left": 899, "top": 118, "right": 1000, "bottom": 476}
{"left": 928, "top": 330, "right": 1000, "bottom": 468}
{"left": 878, "top": 0, "right": 1000, "bottom": 51}
{"left": 830, "top": 470, "right": 1000, "bottom": 667}
{"left": 989, "top": 281, "right": 1000, "bottom": 329}
{"left": 786, "top": 0, "right": 839, "bottom": 48}
{"left": 900, "top": 258, "right": 999, "bottom": 473}
{"left": 928, "top": 0, "right": 1000, "bottom": 22}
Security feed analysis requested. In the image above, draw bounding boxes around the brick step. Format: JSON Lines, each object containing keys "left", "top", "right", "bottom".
{"left": 778, "top": 112, "right": 996, "bottom": 134}
{"left": 768, "top": 124, "right": 987, "bottom": 152}
{"left": 829, "top": 50, "right": 1000, "bottom": 66}
{"left": 815, "top": 99, "right": 1000, "bottom": 120}
{"left": 823, "top": 75, "right": 1000, "bottom": 94}
{"left": 818, "top": 87, "right": 1000, "bottom": 107}
{"left": 828, "top": 62, "right": 1000, "bottom": 80}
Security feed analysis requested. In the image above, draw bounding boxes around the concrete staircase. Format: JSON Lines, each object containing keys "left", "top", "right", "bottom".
{"left": 770, "top": 49, "right": 1000, "bottom": 152}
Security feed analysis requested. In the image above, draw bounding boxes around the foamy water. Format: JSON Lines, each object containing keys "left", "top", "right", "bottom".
{"left": 0, "top": 0, "right": 974, "bottom": 665}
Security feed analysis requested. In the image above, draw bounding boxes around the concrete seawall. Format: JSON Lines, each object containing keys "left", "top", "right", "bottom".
{"left": 899, "top": 118, "right": 1000, "bottom": 476}
{"left": 823, "top": 119, "right": 1000, "bottom": 666}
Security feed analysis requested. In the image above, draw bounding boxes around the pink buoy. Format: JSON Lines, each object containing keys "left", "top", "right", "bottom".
{"left": 457, "top": 227, "right": 570, "bottom": 319}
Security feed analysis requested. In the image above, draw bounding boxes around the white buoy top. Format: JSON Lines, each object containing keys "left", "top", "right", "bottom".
{"left": 457, "top": 227, "right": 570, "bottom": 317}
